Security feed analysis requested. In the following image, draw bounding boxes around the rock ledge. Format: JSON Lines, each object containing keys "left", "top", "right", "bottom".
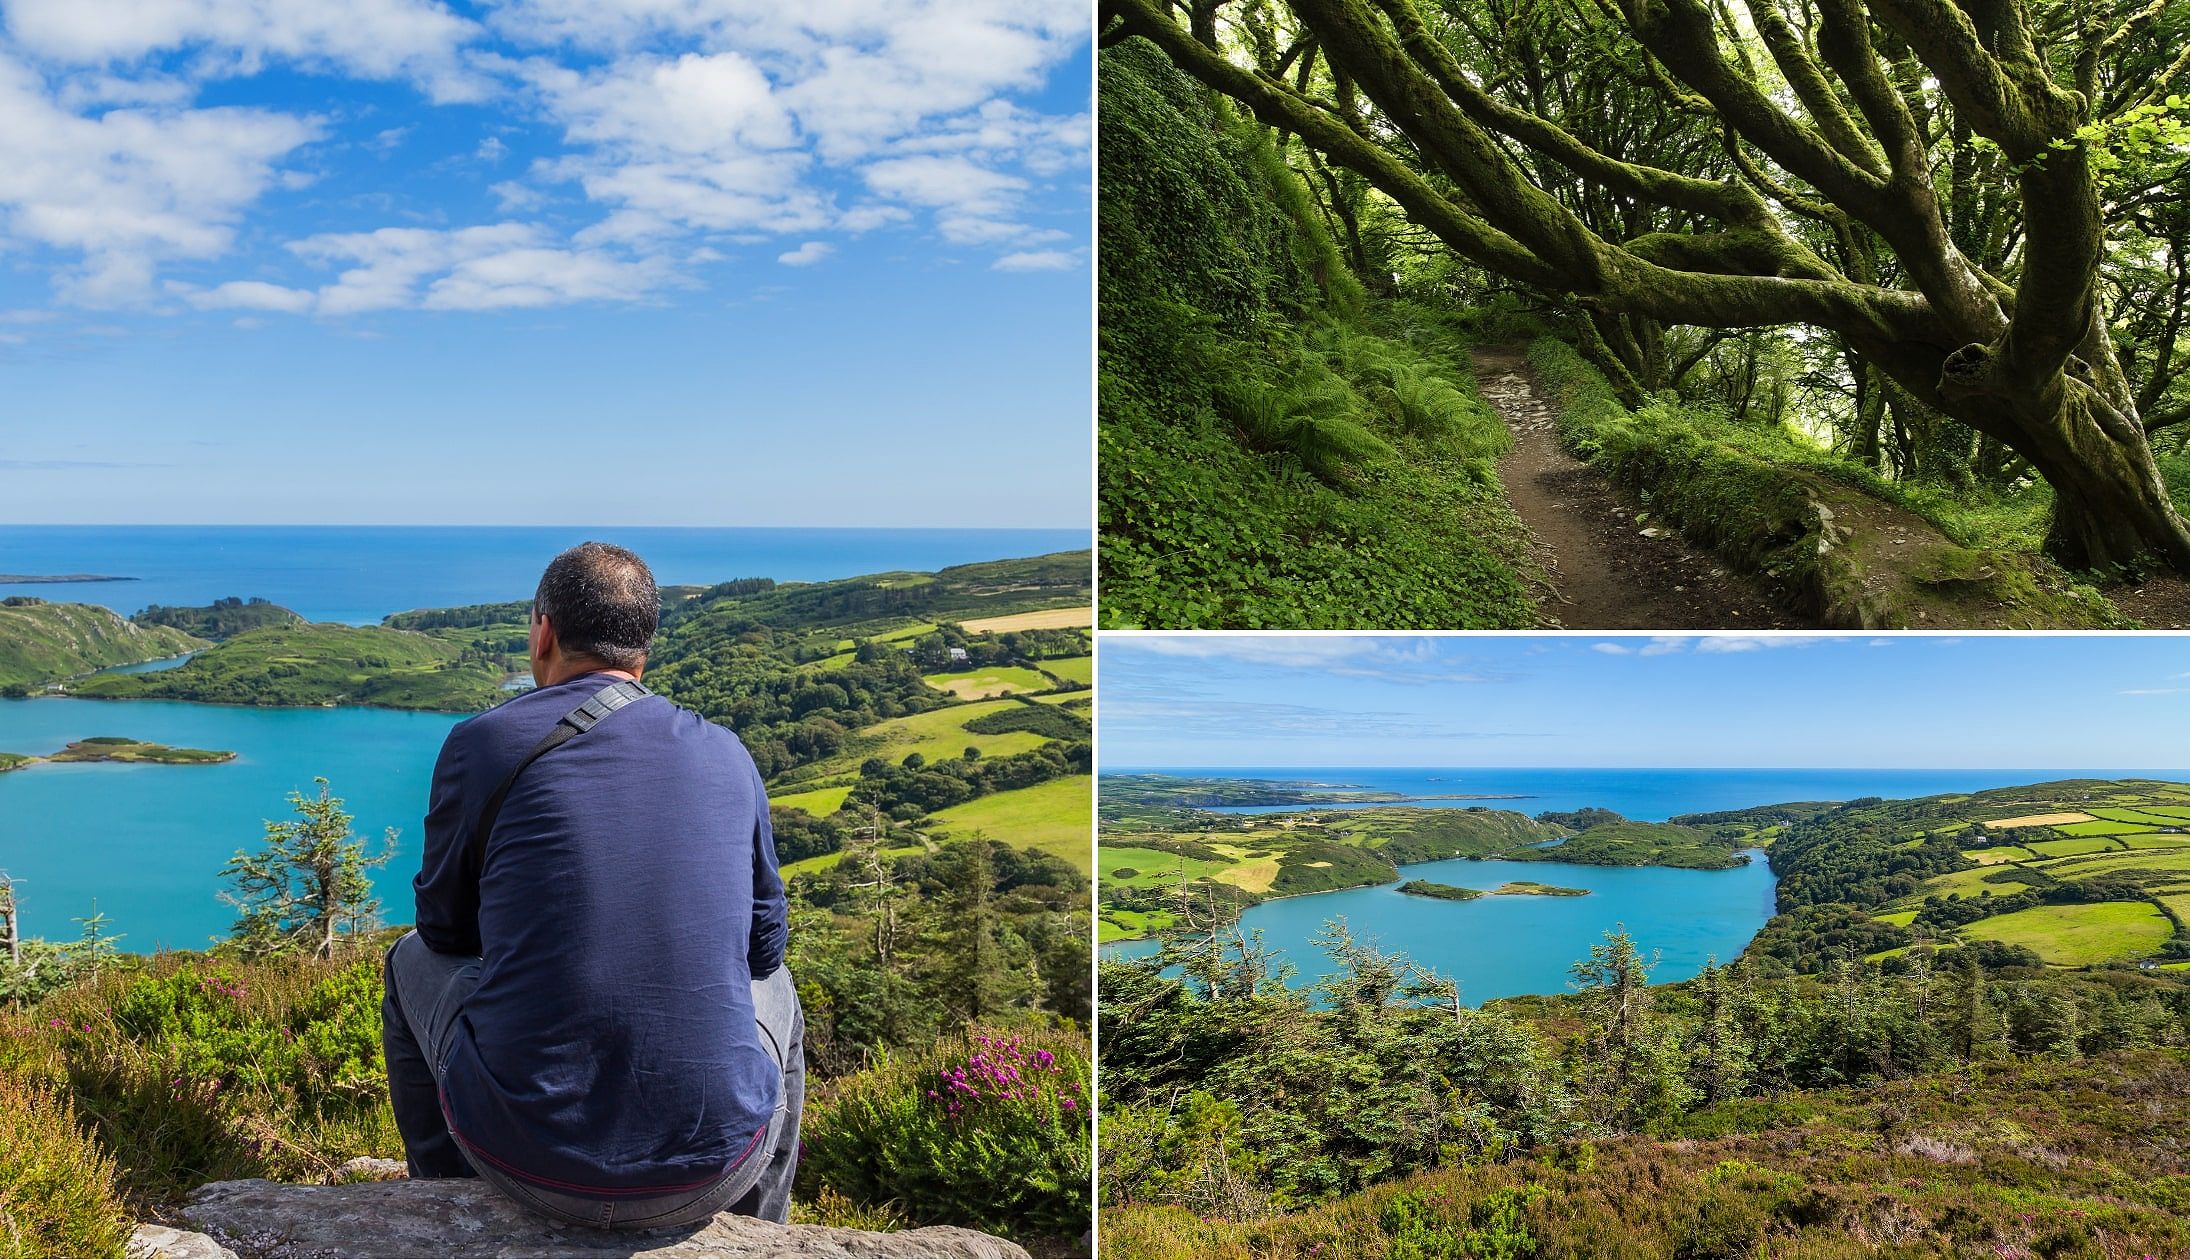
{"left": 128, "top": 1177, "right": 1028, "bottom": 1259}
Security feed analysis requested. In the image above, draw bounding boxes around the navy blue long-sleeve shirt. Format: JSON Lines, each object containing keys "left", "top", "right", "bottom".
{"left": 412, "top": 670, "right": 788, "bottom": 1195}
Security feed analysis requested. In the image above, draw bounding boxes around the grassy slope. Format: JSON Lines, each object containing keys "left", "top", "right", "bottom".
{"left": 68, "top": 623, "right": 505, "bottom": 712}
{"left": 1097, "top": 807, "right": 1585, "bottom": 939}
{"left": 1860, "top": 780, "right": 2190, "bottom": 965}
{"left": 0, "top": 603, "right": 205, "bottom": 688}
{"left": 925, "top": 775, "right": 1093, "bottom": 873}
{"left": 1098, "top": 39, "right": 1539, "bottom": 629}
{"left": 1101, "top": 1049, "right": 2190, "bottom": 1260}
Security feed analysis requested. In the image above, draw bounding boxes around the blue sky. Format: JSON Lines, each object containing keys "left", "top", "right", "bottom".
{"left": 1099, "top": 634, "right": 2190, "bottom": 769}
{"left": 0, "top": 1, "right": 1089, "bottom": 527}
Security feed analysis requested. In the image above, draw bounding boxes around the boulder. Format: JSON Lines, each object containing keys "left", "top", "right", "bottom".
{"left": 174, "top": 1178, "right": 1030, "bottom": 1259}
{"left": 128, "top": 1224, "right": 237, "bottom": 1258}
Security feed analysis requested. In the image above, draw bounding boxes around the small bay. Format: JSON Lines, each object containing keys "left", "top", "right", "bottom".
{"left": 0, "top": 697, "right": 459, "bottom": 949}
{"left": 1102, "top": 765, "right": 2189, "bottom": 1002}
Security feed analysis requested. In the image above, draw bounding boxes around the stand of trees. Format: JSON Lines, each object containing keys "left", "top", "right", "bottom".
{"left": 1106, "top": 0, "right": 2190, "bottom": 572}
{"left": 1101, "top": 922, "right": 2190, "bottom": 1216}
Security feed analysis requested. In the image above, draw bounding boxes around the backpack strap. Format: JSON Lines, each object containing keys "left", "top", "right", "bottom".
{"left": 469, "top": 678, "right": 652, "bottom": 849}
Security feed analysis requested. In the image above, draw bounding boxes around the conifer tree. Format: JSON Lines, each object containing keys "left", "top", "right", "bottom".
{"left": 220, "top": 778, "right": 394, "bottom": 959}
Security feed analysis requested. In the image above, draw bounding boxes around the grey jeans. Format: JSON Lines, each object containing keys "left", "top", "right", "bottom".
{"left": 382, "top": 931, "right": 805, "bottom": 1229}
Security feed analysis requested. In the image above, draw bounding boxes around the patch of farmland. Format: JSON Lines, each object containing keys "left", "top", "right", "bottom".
{"left": 2054, "top": 820, "right": 2153, "bottom": 838}
{"left": 2036, "top": 850, "right": 2190, "bottom": 882}
{"left": 1985, "top": 812, "right": 2096, "bottom": 828}
{"left": 1956, "top": 901, "right": 2175, "bottom": 966}
{"left": 2023, "top": 836, "right": 2125, "bottom": 857}
{"left": 958, "top": 606, "right": 1092, "bottom": 633}
{"left": 1214, "top": 858, "right": 1282, "bottom": 893}
{"left": 1100, "top": 844, "right": 1234, "bottom": 889}
{"left": 1962, "top": 846, "right": 2037, "bottom": 866}
{"left": 1911, "top": 866, "right": 2035, "bottom": 903}
{"left": 2086, "top": 808, "right": 2190, "bottom": 826}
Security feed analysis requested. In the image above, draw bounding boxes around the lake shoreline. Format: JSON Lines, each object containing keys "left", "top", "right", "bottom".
{"left": 1102, "top": 845, "right": 1766, "bottom": 944}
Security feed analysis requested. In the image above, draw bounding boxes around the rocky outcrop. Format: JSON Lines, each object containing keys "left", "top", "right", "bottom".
{"left": 135, "top": 1178, "right": 1028, "bottom": 1259}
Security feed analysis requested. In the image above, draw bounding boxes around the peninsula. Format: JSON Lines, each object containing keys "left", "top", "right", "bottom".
{"left": 0, "top": 574, "right": 136, "bottom": 584}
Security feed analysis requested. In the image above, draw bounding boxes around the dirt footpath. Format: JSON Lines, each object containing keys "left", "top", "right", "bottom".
{"left": 1473, "top": 346, "right": 1811, "bottom": 630}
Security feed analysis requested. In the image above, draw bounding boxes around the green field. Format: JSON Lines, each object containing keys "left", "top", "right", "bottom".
{"left": 2023, "top": 835, "right": 2124, "bottom": 856}
{"left": 924, "top": 665, "right": 1059, "bottom": 700}
{"left": 2123, "top": 834, "right": 2190, "bottom": 849}
{"left": 792, "top": 699, "right": 1053, "bottom": 783}
{"left": 2034, "top": 849, "right": 2190, "bottom": 880}
{"left": 925, "top": 775, "right": 1092, "bottom": 872}
{"left": 2086, "top": 808, "right": 2189, "bottom": 826}
{"left": 2053, "top": 820, "right": 2151, "bottom": 838}
{"left": 1902, "top": 866, "right": 2036, "bottom": 903}
{"left": 780, "top": 843, "right": 926, "bottom": 880}
{"left": 772, "top": 784, "right": 854, "bottom": 816}
{"left": 1099, "top": 908, "right": 1168, "bottom": 943}
{"left": 1099, "top": 844, "right": 1236, "bottom": 889}
{"left": 1957, "top": 901, "right": 2175, "bottom": 965}
{"left": 1038, "top": 656, "right": 1093, "bottom": 685}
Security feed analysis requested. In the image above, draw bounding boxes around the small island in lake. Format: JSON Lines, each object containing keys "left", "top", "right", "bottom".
{"left": 1397, "top": 879, "right": 1482, "bottom": 900}
{"left": 0, "top": 573, "right": 136, "bottom": 583}
{"left": 1398, "top": 878, "right": 1591, "bottom": 900}
{"left": 1490, "top": 880, "right": 1590, "bottom": 897}
{"left": 0, "top": 737, "right": 236, "bottom": 771}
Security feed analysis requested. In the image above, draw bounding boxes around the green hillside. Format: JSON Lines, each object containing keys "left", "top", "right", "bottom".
{"left": 1738, "top": 779, "right": 2190, "bottom": 974}
{"left": 130, "top": 598, "right": 303, "bottom": 641}
{"left": 1098, "top": 41, "right": 1539, "bottom": 629}
{"left": 67, "top": 623, "right": 508, "bottom": 711}
{"left": 1097, "top": 797, "right": 1571, "bottom": 942}
{"left": 0, "top": 600, "right": 205, "bottom": 691}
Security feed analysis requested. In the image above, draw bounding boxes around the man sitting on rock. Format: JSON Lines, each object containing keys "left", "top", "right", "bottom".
{"left": 381, "top": 541, "right": 802, "bottom": 1230}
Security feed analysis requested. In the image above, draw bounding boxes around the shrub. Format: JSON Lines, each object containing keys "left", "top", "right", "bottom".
{"left": 797, "top": 1025, "right": 1091, "bottom": 1241}
{"left": 29, "top": 952, "right": 400, "bottom": 1204}
{"left": 0, "top": 1069, "right": 132, "bottom": 1259}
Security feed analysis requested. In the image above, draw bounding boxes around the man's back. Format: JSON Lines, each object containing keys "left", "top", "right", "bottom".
{"left": 412, "top": 670, "right": 788, "bottom": 1193}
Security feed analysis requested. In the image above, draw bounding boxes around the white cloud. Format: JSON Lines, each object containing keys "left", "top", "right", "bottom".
{"left": 1592, "top": 635, "right": 1867, "bottom": 657}
{"left": 993, "top": 249, "right": 1075, "bottom": 272}
{"left": 5, "top": 0, "right": 488, "bottom": 101}
{"left": 776, "top": 240, "right": 830, "bottom": 266}
{"left": 280, "top": 223, "right": 671, "bottom": 313}
{"left": 180, "top": 279, "right": 314, "bottom": 312}
{"left": 0, "top": 0, "right": 1089, "bottom": 316}
{"left": 1106, "top": 635, "right": 1491, "bottom": 684}
{"left": 488, "top": 2, "right": 1087, "bottom": 251}
{"left": 0, "top": 52, "right": 318, "bottom": 306}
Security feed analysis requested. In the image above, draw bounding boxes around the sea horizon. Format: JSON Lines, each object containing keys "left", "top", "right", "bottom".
{"left": 1, "top": 524, "right": 1089, "bottom": 624}
{"left": 1103, "top": 766, "right": 2190, "bottom": 822}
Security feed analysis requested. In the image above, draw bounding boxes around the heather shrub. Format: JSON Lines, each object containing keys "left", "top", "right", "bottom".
{"left": 797, "top": 1025, "right": 1091, "bottom": 1241}
{"left": 23, "top": 952, "right": 400, "bottom": 1204}
{"left": 0, "top": 1068, "right": 131, "bottom": 1259}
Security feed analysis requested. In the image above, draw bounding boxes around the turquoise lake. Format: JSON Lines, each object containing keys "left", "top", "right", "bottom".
{"left": 0, "top": 697, "right": 459, "bottom": 949}
{"left": 1105, "top": 850, "right": 1779, "bottom": 1004}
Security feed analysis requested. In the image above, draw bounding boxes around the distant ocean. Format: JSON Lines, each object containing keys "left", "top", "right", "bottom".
{"left": 0, "top": 525, "right": 1088, "bottom": 623}
{"left": 1112, "top": 766, "right": 2190, "bottom": 821}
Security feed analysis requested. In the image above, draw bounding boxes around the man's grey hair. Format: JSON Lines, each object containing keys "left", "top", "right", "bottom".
{"left": 533, "top": 542, "right": 659, "bottom": 670}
